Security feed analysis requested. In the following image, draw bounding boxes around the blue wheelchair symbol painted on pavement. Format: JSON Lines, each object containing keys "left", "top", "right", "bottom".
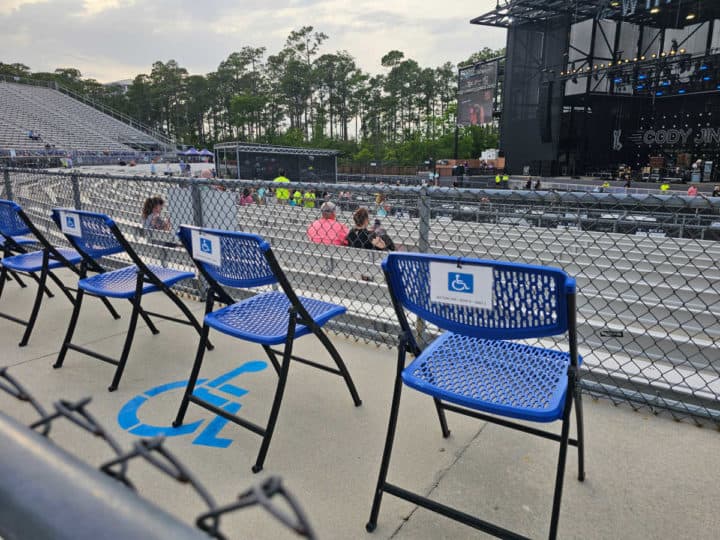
{"left": 65, "top": 216, "right": 76, "bottom": 228}
{"left": 449, "top": 273, "right": 473, "bottom": 293}
{"left": 117, "top": 360, "right": 267, "bottom": 448}
{"left": 200, "top": 237, "right": 213, "bottom": 254}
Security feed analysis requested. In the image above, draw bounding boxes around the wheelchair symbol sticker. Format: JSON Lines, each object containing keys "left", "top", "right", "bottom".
{"left": 429, "top": 262, "right": 493, "bottom": 309}
{"left": 59, "top": 210, "right": 82, "bottom": 237}
{"left": 449, "top": 273, "right": 473, "bottom": 293}
{"left": 191, "top": 230, "right": 221, "bottom": 266}
{"left": 117, "top": 360, "right": 267, "bottom": 448}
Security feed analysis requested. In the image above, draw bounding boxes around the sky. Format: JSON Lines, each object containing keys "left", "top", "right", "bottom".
{"left": 0, "top": 0, "right": 506, "bottom": 83}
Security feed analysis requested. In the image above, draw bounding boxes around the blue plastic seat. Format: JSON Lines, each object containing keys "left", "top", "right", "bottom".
{"left": 205, "top": 291, "right": 345, "bottom": 345}
{"left": 173, "top": 226, "right": 361, "bottom": 473}
{"left": 403, "top": 335, "right": 583, "bottom": 423}
{"left": 367, "top": 253, "right": 585, "bottom": 540}
{"left": 51, "top": 209, "right": 208, "bottom": 391}
{"left": 78, "top": 265, "right": 194, "bottom": 298}
{"left": 0, "top": 235, "right": 35, "bottom": 248}
{"left": 0, "top": 200, "right": 109, "bottom": 347}
{"left": 3, "top": 248, "right": 83, "bottom": 273}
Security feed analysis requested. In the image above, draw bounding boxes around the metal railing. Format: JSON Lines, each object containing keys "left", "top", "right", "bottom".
{"left": 3, "top": 167, "right": 720, "bottom": 426}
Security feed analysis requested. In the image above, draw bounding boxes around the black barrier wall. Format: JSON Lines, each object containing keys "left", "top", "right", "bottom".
{"left": 2, "top": 168, "right": 720, "bottom": 426}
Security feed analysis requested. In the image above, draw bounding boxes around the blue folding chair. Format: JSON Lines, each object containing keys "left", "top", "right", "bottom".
{"left": 367, "top": 253, "right": 585, "bottom": 539}
{"left": 50, "top": 209, "right": 210, "bottom": 391}
{"left": 0, "top": 200, "right": 120, "bottom": 346}
{"left": 173, "top": 226, "right": 362, "bottom": 472}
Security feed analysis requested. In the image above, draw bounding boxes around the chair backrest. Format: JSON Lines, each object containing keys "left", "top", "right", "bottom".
{"left": 382, "top": 252, "right": 575, "bottom": 340}
{"left": 0, "top": 200, "right": 31, "bottom": 238}
{"left": 50, "top": 208, "right": 124, "bottom": 259}
{"left": 177, "top": 225, "right": 277, "bottom": 289}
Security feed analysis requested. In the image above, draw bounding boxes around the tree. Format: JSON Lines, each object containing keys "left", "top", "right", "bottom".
{"left": 459, "top": 47, "right": 506, "bottom": 67}
{"left": 2, "top": 30, "right": 502, "bottom": 166}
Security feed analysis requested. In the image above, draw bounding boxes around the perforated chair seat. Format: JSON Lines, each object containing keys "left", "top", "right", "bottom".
{"left": 1, "top": 235, "right": 35, "bottom": 248}
{"left": 205, "top": 291, "right": 346, "bottom": 345}
{"left": 78, "top": 265, "right": 194, "bottom": 298}
{"left": 403, "top": 333, "right": 584, "bottom": 423}
{"left": 1, "top": 248, "right": 82, "bottom": 273}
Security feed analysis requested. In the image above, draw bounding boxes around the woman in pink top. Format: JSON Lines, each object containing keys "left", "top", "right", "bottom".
{"left": 687, "top": 185, "right": 698, "bottom": 196}
{"left": 306, "top": 201, "right": 349, "bottom": 245}
{"left": 238, "top": 188, "right": 255, "bottom": 205}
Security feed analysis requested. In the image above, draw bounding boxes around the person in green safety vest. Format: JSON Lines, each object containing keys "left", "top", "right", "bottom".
{"left": 660, "top": 182, "right": 670, "bottom": 192}
{"left": 273, "top": 169, "right": 290, "bottom": 203}
{"left": 495, "top": 175, "right": 501, "bottom": 186}
{"left": 303, "top": 190, "right": 316, "bottom": 208}
{"left": 292, "top": 190, "right": 303, "bottom": 206}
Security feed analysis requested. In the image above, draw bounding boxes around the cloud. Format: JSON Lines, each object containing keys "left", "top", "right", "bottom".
{"left": 0, "top": 0, "right": 504, "bottom": 81}
{"left": 0, "top": 0, "right": 50, "bottom": 16}
{"left": 78, "top": 0, "right": 136, "bottom": 17}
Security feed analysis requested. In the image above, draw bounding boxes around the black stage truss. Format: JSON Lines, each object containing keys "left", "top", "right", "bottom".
{"left": 472, "top": 0, "right": 720, "bottom": 30}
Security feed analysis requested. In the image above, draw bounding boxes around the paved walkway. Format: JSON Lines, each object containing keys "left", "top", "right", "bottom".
{"left": 0, "top": 270, "right": 717, "bottom": 539}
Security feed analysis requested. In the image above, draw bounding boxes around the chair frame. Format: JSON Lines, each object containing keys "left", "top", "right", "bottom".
{"left": 0, "top": 201, "right": 120, "bottom": 346}
{"left": 51, "top": 209, "right": 210, "bottom": 391}
{"left": 366, "top": 253, "right": 585, "bottom": 540}
{"left": 172, "top": 226, "right": 362, "bottom": 473}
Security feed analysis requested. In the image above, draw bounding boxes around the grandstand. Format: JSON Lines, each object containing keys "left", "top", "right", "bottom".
{"left": 0, "top": 79, "right": 171, "bottom": 158}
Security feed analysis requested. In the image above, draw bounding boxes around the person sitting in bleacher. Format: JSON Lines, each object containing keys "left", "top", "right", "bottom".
{"left": 141, "top": 196, "right": 171, "bottom": 231}
{"left": 307, "top": 201, "right": 348, "bottom": 246}
{"left": 346, "top": 207, "right": 396, "bottom": 251}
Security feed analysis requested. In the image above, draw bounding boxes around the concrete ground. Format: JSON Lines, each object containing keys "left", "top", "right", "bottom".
{"left": 0, "top": 269, "right": 718, "bottom": 539}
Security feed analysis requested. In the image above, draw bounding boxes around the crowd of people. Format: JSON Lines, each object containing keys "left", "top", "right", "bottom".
{"left": 141, "top": 188, "right": 398, "bottom": 255}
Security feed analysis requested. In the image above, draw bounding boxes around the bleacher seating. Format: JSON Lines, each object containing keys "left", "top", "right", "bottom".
{"left": 0, "top": 81, "right": 164, "bottom": 154}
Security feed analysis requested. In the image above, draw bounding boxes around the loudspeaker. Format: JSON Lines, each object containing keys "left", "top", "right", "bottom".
{"left": 538, "top": 81, "right": 554, "bottom": 142}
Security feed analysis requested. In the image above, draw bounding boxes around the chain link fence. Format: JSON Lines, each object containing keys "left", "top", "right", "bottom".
{"left": 3, "top": 167, "right": 720, "bottom": 426}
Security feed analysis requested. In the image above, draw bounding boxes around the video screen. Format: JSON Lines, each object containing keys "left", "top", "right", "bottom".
{"left": 458, "top": 61, "right": 497, "bottom": 126}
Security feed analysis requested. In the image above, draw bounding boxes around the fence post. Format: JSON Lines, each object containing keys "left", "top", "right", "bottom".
{"left": 190, "top": 180, "right": 204, "bottom": 226}
{"left": 417, "top": 185, "right": 430, "bottom": 254}
{"left": 415, "top": 185, "right": 431, "bottom": 341}
{"left": 71, "top": 173, "right": 82, "bottom": 210}
{"left": 3, "top": 169, "right": 12, "bottom": 201}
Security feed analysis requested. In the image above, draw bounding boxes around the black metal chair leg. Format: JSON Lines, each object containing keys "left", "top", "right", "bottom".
{"left": 262, "top": 345, "right": 282, "bottom": 375}
{"left": 25, "top": 269, "right": 54, "bottom": 298}
{"left": 173, "top": 323, "right": 211, "bottom": 427}
{"left": 54, "top": 288, "right": 85, "bottom": 369}
{"left": 108, "top": 288, "right": 144, "bottom": 392}
{"left": 315, "top": 327, "right": 362, "bottom": 406}
{"left": 367, "top": 343, "right": 407, "bottom": 532}
{"left": 433, "top": 398, "right": 451, "bottom": 438}
{"left": 99, "top": 296, "right": 121, "bottom": 320}
{"left": 0, "top": 267, "right": 8, "bottom": 299}
{"left": 18, "top": 254, "right": 50, "bottom": 347}
{"left": 161, "top": 285, "right": 213, "bottom": 350}
{"left": 130, "top": 299, "right": 160, "bottom": 335}
{"left": 8, "top": 270, "right": 27, "bottom": 288}
{"left": 252, "top": 316, "right": 297, "bottom": 474}
{"left": 574, "top": 386, "right": 585, "bottom": 482}
{"left": 46, "top": 270, "right": 75, "bottom": 304}
{"left": 548, "top": 401, "right": 573, "bottom": 540}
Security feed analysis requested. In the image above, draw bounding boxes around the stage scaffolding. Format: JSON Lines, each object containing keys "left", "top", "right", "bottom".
{"left": 471, "top": 0, "right": 720, "bottom": 177}
{"left": 214, "top": 143, "right": 340, "bottom": 182}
